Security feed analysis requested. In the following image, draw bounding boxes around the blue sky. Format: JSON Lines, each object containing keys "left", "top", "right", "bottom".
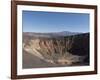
{"left": 22, "top": 10, "right": 89, "bottom": 33}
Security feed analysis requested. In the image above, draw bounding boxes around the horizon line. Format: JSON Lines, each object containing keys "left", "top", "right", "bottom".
{"left": 23, "top": 31, "right": 89, "bottom": 33}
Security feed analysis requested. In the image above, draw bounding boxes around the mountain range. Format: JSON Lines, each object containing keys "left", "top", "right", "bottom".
{"left": 23, "top": 31, "right": 82, "bottom": 38}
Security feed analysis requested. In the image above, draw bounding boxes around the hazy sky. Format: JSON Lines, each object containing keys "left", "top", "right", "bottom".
{"left": 22, "top": 10, "right": 89, "bottom": 33}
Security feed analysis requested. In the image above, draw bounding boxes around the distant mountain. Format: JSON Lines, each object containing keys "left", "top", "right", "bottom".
{"left": 54, "top": 31, "right": 81, "bottom": 36}
{"left": 23, "top": 31, "right": 82, "bottom": 38}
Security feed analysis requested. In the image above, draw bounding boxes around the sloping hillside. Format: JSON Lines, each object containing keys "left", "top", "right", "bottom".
{"left": 23, "top": 32, "right": 89, "bottom": 68}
